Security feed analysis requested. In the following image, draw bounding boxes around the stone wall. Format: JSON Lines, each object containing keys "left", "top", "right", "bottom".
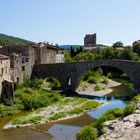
{"left": 0, "top": 55, "right": 11, "bottom": 101}
{"left": 40, "top": 47, "right": 57, "bottom": 64}
{"left": 1, "top": 80, "right": 14, "bottom": 104}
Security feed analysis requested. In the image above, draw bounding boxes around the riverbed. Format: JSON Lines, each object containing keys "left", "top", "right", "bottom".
{"left": 0, "top": 79, "right": 136, "bottom": 140}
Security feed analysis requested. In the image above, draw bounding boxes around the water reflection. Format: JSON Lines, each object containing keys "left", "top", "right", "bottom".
{"left": 88, "top": 99, "right": 125, "bottom": 119}
{"left": 48, "top": 124, "right": 80, "bottom": 140}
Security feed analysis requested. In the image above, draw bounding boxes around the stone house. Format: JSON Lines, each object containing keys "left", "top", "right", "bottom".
{"left": 0, "top": 54, "right": 11, "bottom": 101}
{"left": 31, "top": 42, "right": 64, "bottom": 64}
{"left": 0, "top": 45, "right": 35, "bottom": 83}
{"left": 0, "top": 42, "right": 64, "bottom": 83}
{"left": 56, "top": 48, "right": 65, "bottom": 63}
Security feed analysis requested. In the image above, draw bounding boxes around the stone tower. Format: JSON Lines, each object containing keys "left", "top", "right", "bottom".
{"left": 84, "top": 34, "right": 96, "bottom": 47}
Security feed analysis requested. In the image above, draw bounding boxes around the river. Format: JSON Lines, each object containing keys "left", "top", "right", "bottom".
{"left": 0, "top": 80, "right": 136, "bottom": 140}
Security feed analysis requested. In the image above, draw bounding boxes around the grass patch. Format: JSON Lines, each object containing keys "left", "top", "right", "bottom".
{"left": 12, "top": 116, "right": 42, "bottom": 125}
{"left": 49, "top": 112, "right": 66, "bottom": 120}
{"left": 0, "top": 104, "right": 19, "bottom": 117}
{"left": 133, "top": 94, "right": 140, "bottom": 102}
{"left": 81, "top": 101, "right": 101, "bottom": 110}
{"left": 123, "top": 102, "right": 136, "bottom": 116}
{"left": 68, "top": 108, "right": 83, "bottom": 115}
{"left": 68, "top": 100, "right": 101, "bottom": 115}
{"left": 94, "top": 84, "right": 106, "bottom": 91}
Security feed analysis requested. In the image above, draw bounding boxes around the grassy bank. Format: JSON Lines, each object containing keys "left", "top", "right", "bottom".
{"left": 76, "top": 94, "right": 140, "bottom": 140}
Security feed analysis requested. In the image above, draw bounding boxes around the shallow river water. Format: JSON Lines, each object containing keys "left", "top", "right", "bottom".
{"left": 0, "top": 80, "right": 136, "bottom": 140}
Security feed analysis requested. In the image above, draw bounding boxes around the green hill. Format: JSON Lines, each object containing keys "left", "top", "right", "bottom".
{"left": 0, "top": 34, "right": 33, "bottom": 46}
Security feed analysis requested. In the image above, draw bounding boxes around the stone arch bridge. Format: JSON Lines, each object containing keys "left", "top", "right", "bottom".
{"left": 31, "top": 59, "right": 140, "bottom": 93}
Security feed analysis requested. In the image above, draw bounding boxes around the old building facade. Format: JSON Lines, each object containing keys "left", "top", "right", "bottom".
{"left": 0, "top": 54, "right": 11, "bottom": 101}
{"left": 0, "top": 42, "right": 64, "bottom": 84}
{"left": 84, "top": 34, "right": 97, "bottom": 52}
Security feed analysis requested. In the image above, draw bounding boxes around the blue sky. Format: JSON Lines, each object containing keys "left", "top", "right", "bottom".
{"left": 0, "top": 0, "right": 140, "bottom": 45}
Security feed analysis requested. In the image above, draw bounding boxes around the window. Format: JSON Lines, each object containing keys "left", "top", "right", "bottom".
{"left": 25, "top": 58, "right": 29, "bottom": 62}
{"left": 1, "top": 68, "right": 3, "bottom": 75}
{"left": 17, "top": 77, "right": 19, "bottom": 83}
{"left": 22, "top": 58, "right": 24, "bottom": 63}
{"left": 22, "top": 66, "right": 25, "bottom": 71}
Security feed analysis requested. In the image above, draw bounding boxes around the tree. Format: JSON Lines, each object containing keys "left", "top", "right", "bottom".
{"left": 70, "top": 46, "right": 75, "bottom": 57}
{"left": 99, "top": 47, "right": 117, "bottom": 59}
{"left": 132, "top": 41, "right": 140, "bottom": 56}
{"left": 113, "top": 41, "right": 123, "bottom": 48}
{"left": 117, "top": 48, "right": 134, "bottom": 60}
{"left": 73, "top": 52, "right": 94, "bottom": 62}
{"left": 64, "top": 50, "right": 73, "bottom": 62}
{"left": 79, "top": 46, "right": 83, "bottom": 53}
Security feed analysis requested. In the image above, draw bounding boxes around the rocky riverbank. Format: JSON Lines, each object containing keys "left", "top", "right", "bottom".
{"left": 99, "top": 100, "right": 140, "bottom": 140}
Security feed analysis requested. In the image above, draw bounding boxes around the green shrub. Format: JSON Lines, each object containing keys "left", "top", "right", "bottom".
{"left": 29, "top": 78, "right": 44, "bottom": 89}
{"left": 112, "top": 108, "right": 124, "bottom": 117}
{"left": 85, "top": 68, "right": 108, "bottom": 84}
{"left": 15, "top": 88, "right": 62, "bottom": 110}
{"left": 23, "top": 74, "right": 43, "bottom": 89}
{"left": 76, "top": 125, "right": 98, "bottom": 140}
{"left": 123, "top": 103, "right": 136, "bottom": 116}
{"left": 120, "top": 73, "right": 129, "bottom": 79}
{"left": 94, "top": 84, "right": 106, "bottom": 91}
{"left": 107, "top": 72, "right": 112, "bottom": 78}
{"left": 133, "top": 94, "right": 140, "bottom": 102}
{"left": 46, "top": 77, "right": 61, "bottom": 90}
{"left": 0, "top": 104, "right": 18, "bottom": 117}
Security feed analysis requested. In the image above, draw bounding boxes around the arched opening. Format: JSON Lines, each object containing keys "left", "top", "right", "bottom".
{"left": 46, "top": 76, "right": 62, "bottom": 91}
{"left": 77, "top": 66, "right": 136, "bottom": 100}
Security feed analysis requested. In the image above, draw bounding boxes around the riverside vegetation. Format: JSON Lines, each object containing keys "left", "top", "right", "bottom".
{"left": 0, "top": 75, "right": 101, "bottom": 128}
{"left": 76, "top": 94, "right": 140, "bottom": 140}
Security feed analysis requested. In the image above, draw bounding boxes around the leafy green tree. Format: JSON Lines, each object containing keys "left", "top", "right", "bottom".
{"left": 70, "top": 46, "right": 75, "bottom": 57}
{"left": 99, "top": 47, "right": 117, "bottom": 59}
{"left": 79, "top": 46, "right": 83, "bottom": 53}
{"left": 117, "top": 48, "right": 134, "bottom": 60}
{"left": 74, "top": 52, "right": 94, "bottom": 62}
{"left": 132, "top": 41, "right": 140, "bottom": 56}
{"left": 64, "top": 51, "right": 73, "bottom": 62}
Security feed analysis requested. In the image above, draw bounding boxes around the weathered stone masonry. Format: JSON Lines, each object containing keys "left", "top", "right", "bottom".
{"left": 32, "top": 59, "right": 140, "bottom": 93}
